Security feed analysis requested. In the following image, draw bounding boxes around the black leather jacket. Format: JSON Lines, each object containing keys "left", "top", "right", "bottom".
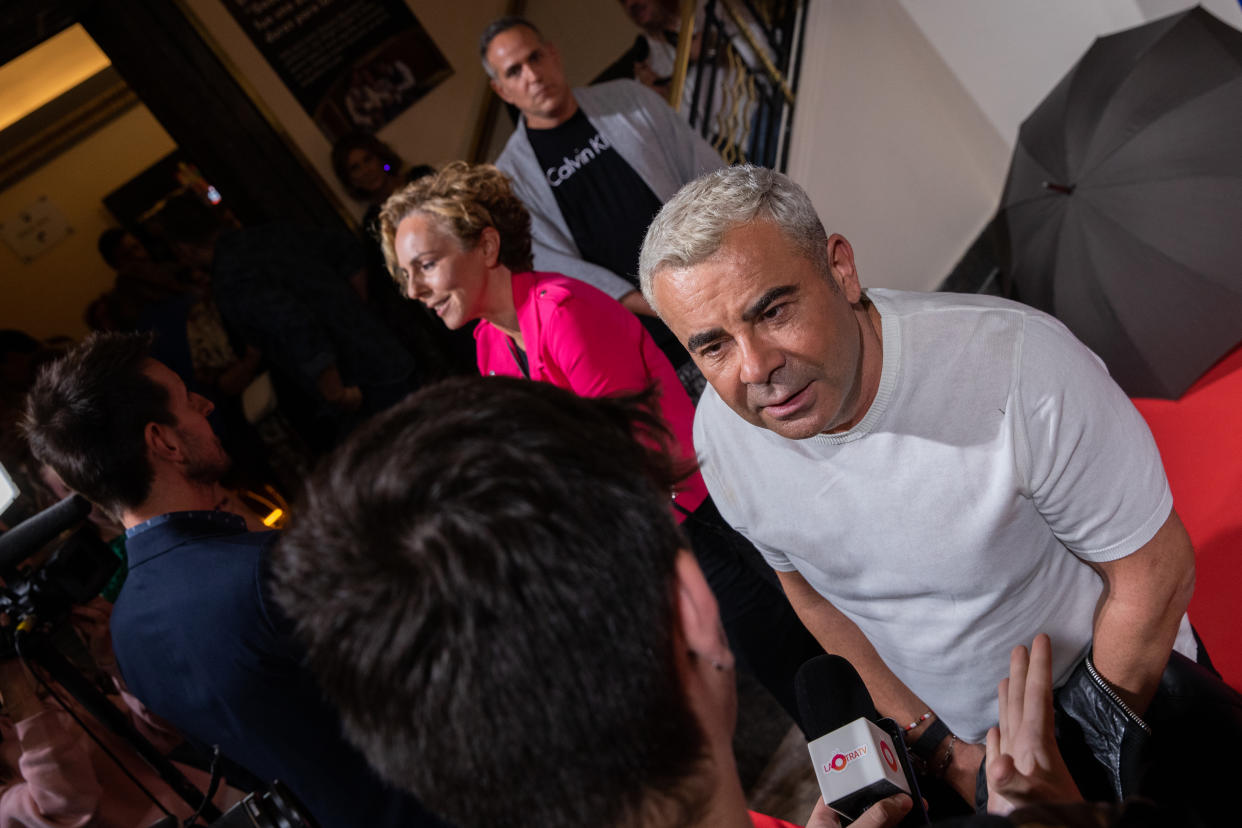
{"left": 1052, "top": 649, "right": 1242, "bottom": 827}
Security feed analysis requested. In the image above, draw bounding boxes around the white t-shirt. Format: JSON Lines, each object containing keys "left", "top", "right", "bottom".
{"left": 694, "top": 289, "right": 1195, "bottom": 742}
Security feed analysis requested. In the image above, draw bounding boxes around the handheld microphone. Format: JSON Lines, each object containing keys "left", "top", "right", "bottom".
{"left": 795, "top": 654, "right": 930, "bottom": 825}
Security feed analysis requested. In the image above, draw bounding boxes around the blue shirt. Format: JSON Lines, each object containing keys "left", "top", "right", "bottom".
{"left": 116, "top": 511, "right": 445, "bottom": 828}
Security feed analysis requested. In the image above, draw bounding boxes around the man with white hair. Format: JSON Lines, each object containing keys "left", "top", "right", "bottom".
{"left": 638, "top": 165, "right": 1203, "bottom": 810}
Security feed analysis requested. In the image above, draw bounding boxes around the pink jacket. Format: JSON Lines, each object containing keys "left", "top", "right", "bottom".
{"left": 475, "top": 271, "right": 708, "bottom": 517}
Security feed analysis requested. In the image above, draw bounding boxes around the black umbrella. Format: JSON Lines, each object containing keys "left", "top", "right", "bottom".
{"left": 995, "top": 6, "right": 1242, "bottom": 399}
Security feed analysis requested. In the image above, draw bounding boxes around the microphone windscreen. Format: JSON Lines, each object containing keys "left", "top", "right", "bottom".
{"left": 0, "top": 494, "right": 91, "bottom": 574}
{"left": 795, "top": 654, "right": 879, "bottom": 740}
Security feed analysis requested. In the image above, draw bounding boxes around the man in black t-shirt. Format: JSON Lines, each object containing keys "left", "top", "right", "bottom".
{"left": 482, "top": 15, "right": 724, "bottom": 394}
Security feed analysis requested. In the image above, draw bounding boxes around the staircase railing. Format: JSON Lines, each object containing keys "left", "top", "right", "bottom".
{"left": 667, "top": 0, "right": 809, "bottom": 171}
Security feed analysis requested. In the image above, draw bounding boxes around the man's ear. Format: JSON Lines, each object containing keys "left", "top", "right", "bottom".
{"left": 826, "top": 233, "right": 862, "bottom": 303}
{"left": 673, "top": 549, "right": 730, "bottom": 667}
{"left": 145, "top": 421, "right": 183, "bottom": 465}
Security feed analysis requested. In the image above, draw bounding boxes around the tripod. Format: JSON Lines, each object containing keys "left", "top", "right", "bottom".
{"left": 13, "top": 624, "right": 225, "bottom": 825}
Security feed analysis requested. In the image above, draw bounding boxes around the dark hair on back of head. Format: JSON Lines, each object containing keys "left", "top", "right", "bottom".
{"left": 406, "top": 163, "right": 435, "bottom": 183}
{"left": 20, "top": 332, "right": 172, "bottom": 517}
{"left": 0, "top": 329, "right": 40, "bottom": 360}
{"left": 150, "top": 193, "right": 219, "bottom": 247}
{"left": 272, "top": 376, "right": 708, "bottom": 828}
{"left": 97, "top": 228, "right": 128, "bottom": 268}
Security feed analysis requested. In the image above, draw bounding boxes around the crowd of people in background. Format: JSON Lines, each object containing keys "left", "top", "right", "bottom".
{"left": 1, "top": 8, "right": 1239, "bottom": 828}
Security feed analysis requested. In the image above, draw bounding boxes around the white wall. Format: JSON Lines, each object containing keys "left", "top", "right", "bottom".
{"left": 900, "top": 0, "right": 1242, "bottom": 150}
{"left": 0, "top": 104, "right": 176, "bottom": 340}
{"left": 526, "top": 0, "right": 636, "bottom": 88}
{"left": 786, "top": 0, "right": 1242, "bottom": 292}
{"left": 786, "top": 0, "right": 1010, "bottom": 292}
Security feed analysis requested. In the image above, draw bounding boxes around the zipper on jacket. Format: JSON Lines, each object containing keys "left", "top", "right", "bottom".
{"left": 1085, "top": 655, "right": 1152, "bottom": 735}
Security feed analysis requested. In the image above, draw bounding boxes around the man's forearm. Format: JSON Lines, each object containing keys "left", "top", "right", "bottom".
{"left": 1091, "top": 601, "right": 1185, "bottom": 715}
{"left": 777, "top": 571, "right": 983, "bottom": 803}
{"left": 780, "top": 572, "right": 917, "bottom": 718}
{"left": 1089, "top": 509, "right": 1195, "bottom": 714}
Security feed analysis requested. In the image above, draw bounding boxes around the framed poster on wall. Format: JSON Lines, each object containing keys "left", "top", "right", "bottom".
{"left": 219, "top": 0, "right": 452, "bottom": 140}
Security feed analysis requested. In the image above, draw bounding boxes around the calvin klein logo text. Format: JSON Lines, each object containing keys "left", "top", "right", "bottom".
{"left": 545, "top": 133, "right": 612, "bottom": 187}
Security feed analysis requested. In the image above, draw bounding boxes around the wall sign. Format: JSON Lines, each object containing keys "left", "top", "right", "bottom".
{"left": 0, "top": 196, "right": 73, "bottom": 264}
{"left": 220, "top": 0, "right": 453, "bottom": 141}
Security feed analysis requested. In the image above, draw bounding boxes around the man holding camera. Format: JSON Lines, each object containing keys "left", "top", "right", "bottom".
{"left": 21, "top": 332, "right": 443, "bottom": 828}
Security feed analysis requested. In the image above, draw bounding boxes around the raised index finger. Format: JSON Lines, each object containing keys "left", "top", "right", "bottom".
{"left": 1021, "top": 633, "right": 1054, "bottom": 736}
{"left": 1006, "top": 642, "right": 1030, "bottom": 738}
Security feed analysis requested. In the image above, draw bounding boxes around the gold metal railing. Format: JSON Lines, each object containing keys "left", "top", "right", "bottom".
{"left": 664, "top": 0, "right": 808, "bottom": 170}
{"left": 667, "top": 0, "right": 698, "bottom": 113}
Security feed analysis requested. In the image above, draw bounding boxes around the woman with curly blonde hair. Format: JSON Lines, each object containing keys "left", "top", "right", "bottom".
{"left": 379, "top": 161, "right": 822, "bottom": 729}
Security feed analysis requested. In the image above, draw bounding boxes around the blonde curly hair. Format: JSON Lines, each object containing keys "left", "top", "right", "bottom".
{"left": 378, "top": 161, "right": 534, "bottom": 290}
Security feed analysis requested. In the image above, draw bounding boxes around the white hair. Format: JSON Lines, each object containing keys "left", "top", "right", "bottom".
{"left": 638, "top": 165, "right": 830, "bottom": 314}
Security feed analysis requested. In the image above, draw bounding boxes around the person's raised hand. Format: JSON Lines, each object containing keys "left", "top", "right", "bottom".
{"left": 985, "top": 633, "right": 1082, "bottom": 814}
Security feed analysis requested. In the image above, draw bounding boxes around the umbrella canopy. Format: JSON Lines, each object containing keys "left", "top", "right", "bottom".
{"left": 995, "top": 6, "right": 1242, "bottom": 399}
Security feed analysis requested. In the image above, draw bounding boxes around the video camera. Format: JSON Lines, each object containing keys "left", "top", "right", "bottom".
{"left": 0, "top": 492, "right": 118, "bottom": 657}
{"left": 0, "top": 477, "right": 318, "bottom": 827}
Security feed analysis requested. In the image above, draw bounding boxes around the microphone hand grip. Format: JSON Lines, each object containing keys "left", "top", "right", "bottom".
{"left": 796, "top": 655, "right": 930, "bottom": 825}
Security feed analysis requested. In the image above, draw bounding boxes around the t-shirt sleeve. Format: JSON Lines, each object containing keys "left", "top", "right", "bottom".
{"left": 693, "top": 391, "right": 797, "bottom": 572}
{"left": 747, "top": 536, "right": 798, "bottom": 572}
{"left": 1013, "top": 314, "right": 1173, "bottom": 562}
